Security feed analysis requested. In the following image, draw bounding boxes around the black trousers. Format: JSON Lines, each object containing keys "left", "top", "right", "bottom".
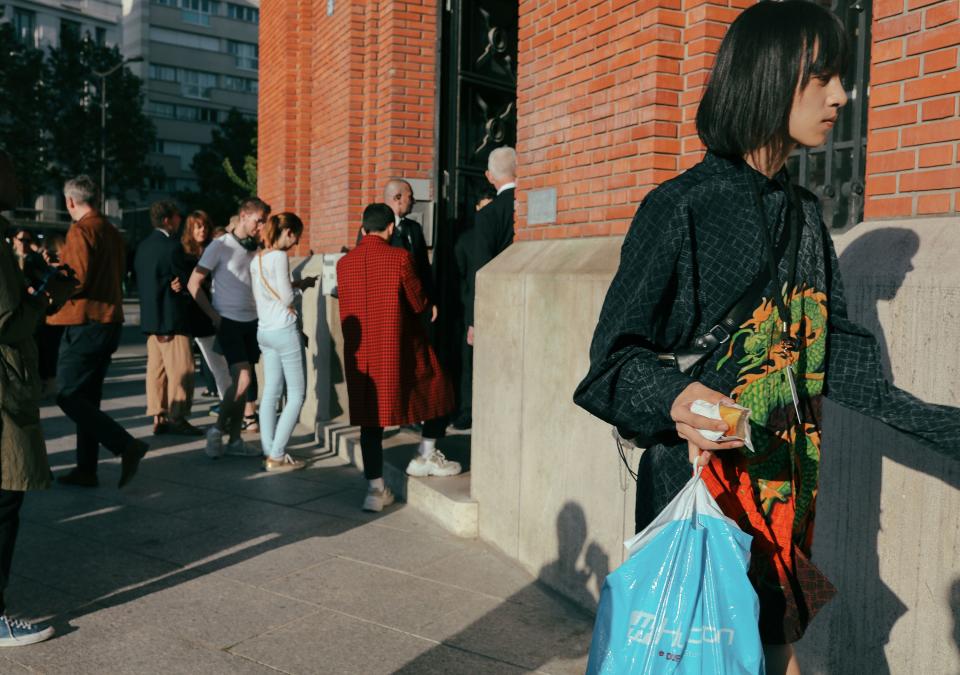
{"left": 459, "top": 334, "right": 473, "bottom": 418}
{"left": 56, "top": 322, "right": 134, "bottom": 473}
{"left": 37, "top": 324, "right": 64, "bottom": 381}
{"left": 0, "top": 490, "right": 23, "bottom": 615}
{"left": 359, "top": 417, "right": 447, "bottom": 480}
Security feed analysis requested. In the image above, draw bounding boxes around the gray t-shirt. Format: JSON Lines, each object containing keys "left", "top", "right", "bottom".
{"left": 197, "top": 234, "right": 257, "bottom": 322}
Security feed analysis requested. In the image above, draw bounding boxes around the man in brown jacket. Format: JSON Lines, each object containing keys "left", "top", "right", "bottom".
{"left": 0, "top": 153, "right": 75, "bottom": 644}
{"left": 48, "top": 175, "right": 148, "bottom": 488}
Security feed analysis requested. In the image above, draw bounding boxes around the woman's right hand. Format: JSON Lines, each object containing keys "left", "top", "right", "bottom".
{"left": 670, "top": 381, "right": 744, "bottom": 467}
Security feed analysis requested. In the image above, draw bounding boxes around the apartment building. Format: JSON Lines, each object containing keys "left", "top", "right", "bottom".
{"left": 0, "top": 0, "right": 120, "bottom": 48}
{"left": 123, "top": 0, "right": 259, "bottom": 202}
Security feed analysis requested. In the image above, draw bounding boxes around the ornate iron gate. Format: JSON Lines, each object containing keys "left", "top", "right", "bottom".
{"left": 438, "top": 0, "right": 518, "bottom": 224}
{"left": 434, "top": 0, "right": 518, "bottom": 370}
{"left": 787, "top": 0, "right": 871, "bottom": 230}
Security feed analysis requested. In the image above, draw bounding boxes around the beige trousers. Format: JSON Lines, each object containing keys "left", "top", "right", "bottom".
{"left": 146, "top": 334, "right": 195, "bottom": 420}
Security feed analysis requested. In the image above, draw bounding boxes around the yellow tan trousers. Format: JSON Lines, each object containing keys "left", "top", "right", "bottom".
{"left": 146, "top": 334, "right": 195, "bottom": 420}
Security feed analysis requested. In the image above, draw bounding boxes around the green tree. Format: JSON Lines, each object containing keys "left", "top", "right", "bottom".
{"left": 0, "top": 24, "right": 48, "bottom": 207}
{"left": 180, "top": 109, "right": 257, "bottom": 228}
{"left": 42, "top": 30, "right": 159, "bottom": 201}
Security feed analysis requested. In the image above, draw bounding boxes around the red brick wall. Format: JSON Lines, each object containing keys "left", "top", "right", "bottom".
{"left": 514, "top": 0, "right": 741, "bottom": 240}
{"left": 512, "top": 0, "right": 958, "bottom": 240}
{"left": 260, "top": 0, "right": 958, "bottom": 249}
{"left": 865, "top": 0, "right": 959, "bottom": 218}
{"left": 259, "top": 0, "right": 314, "bottom": 254}
{"left": 259, "top": 0, "right": 437, "bottom": 255}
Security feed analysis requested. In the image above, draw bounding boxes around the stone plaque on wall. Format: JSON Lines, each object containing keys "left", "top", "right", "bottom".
{"left": 528, "top": 187, "right": 557, "bottom": 225}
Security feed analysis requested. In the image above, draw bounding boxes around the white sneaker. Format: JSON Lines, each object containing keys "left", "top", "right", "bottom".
{"left": 405, "top": 450, "right": 462, "bottom": 477}
{"left": 204, "top": 427, "right": 223, "bottom": 459}
{"left": 362, "top": 486, "right": 395, "bottom": 513}
{"left": 224, "top": 438, "right": 261, "bottom": 457}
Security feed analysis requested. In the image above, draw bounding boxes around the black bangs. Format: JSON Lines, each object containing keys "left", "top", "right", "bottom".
{"left": 696, "top": 0, "right": 850, "bottom": 161}
{"left": 800, "top": 5, "right": 850, "bottom": 83}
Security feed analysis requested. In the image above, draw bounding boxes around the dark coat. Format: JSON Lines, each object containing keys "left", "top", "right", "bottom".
{"left": 134, "top": 229, "right": 190, "bottom": 336}
{"left": 0, "top": 216, "right": 51, "bottom": 490}
{"left": 171, "top": 243, "right": 216, "bottom": 338}
{"left": 454, "top": 226, "right": 478, "bottom": 320}
{"left": 355, "top": 217, "right": 435, "bottom": 304}
{"left": 337, "top": 235, "right": 454, "bottom": 427}
{"left": 465, "top": 187, "right": 514, "bottom": 325}
{"left": 573, "top": 152, "right": 960, "bottom": 644}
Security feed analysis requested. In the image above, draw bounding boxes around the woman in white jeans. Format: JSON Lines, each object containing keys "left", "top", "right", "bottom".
{"left": 250, "top": 212, "right": 317, "bottom": 472}
{"left": 176, "top": 211, "right": 232, "bottom": 399}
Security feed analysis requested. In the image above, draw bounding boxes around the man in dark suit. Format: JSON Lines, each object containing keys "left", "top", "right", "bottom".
{"left": 134, "top": 201, "right": 201, "bottom": 437}
{"left": 357, "top": 179, "right": 437, "bottom": 323}
{"left": 466, "top": 146, "right": 516, "bottom": 348}
{"left": 452, "top": 188, "right": 496, "bottom": 431}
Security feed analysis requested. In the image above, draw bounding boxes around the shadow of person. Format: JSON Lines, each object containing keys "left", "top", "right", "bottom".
{"left": 799, "top": 227, "right": 960, "bottom": 674}
{"left": 392, "top": 502, "right": 598, "bottom": 673}
{"left": 833, "top": 227, "right": 918, "bottom": 382}
{"left": 952, "top": 578, "right": 960, "bottom": 658}
{"left": 310, "top": 290, "right": 344, "bottom": 422}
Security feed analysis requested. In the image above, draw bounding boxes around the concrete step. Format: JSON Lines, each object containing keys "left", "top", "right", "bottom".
{"left": 321, "top": 423, "right": 478, "bottom": 538}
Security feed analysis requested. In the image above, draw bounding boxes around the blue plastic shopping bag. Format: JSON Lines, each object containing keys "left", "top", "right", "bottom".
{"left": 586, "top": 468, "right": 763, "bottom": 674}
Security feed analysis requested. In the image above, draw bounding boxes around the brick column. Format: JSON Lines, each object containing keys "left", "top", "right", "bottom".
{"left": 259, "top": 0, "right": 437, "bottom": 254}
{"left": 865, "top": 0, "right": 959, "bottom": 218}
{"left": 514, "top": 0, "right": 685, "bottom": 240}
{"left": 680, "top": 0, "right": 744, "bottom": 169}
{"left": 259, "top": 0, "right": 314, "bottom": 253}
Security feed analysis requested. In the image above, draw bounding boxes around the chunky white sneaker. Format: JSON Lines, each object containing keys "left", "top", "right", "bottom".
{"left": 405, "top": 450, "right": 462, "bottom": 477}
{"left": 362, "top": 486, "right": 395, "bottom": 513}
{"left": 263, "top": 454, "right": 306, "bottom": 473}
{"left": 204, "top": 427, "right": 223, "bottom": 459}
{"left": 224, "top": 438, "right": 261, "bottom": 457}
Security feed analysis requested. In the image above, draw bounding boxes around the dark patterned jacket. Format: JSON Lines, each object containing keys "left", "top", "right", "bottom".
{"left": 573, "top": 152, "right": 960, "bottom": 523}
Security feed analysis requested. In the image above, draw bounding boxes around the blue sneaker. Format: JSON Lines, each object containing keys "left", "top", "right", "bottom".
{"left": 0, "top": 615, "right": 54, "bottom": 646}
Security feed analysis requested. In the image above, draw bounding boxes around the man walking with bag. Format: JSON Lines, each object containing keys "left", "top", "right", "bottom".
{"left": 51, "top": 175, "right": 148, "bottom": 488}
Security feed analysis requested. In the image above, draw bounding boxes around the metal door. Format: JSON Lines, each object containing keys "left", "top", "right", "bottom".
{"left": 439, "top": 0, "right": 518, "bottom": 226}
{"left": 433, "top": 0, "right": 518, "bottom": 375}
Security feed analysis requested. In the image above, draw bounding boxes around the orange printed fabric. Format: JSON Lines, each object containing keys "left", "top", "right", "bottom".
{"left": 702, "top": 286, "right": 836, "bottom": 644}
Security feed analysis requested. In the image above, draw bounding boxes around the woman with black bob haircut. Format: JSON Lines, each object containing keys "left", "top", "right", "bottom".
{"left": 575, "top": 2, "right": 960, "bottom": 673}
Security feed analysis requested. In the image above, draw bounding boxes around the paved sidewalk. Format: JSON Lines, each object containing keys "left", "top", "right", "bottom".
{"left": 1, "top": 325, "right": 593, "bottom": 674}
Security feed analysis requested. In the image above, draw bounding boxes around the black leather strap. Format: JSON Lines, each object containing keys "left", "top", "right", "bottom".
{"left": 658, "top": 178, "right": 799, "bottom": 375}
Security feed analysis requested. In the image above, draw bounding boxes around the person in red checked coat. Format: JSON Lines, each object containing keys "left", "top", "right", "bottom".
{"left": 337, "top": 203, "right": 461, "bottom": 512}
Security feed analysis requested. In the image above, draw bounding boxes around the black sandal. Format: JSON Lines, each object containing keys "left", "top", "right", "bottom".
{"left": 241, "top": 414, "right": 259, "bottom": 432}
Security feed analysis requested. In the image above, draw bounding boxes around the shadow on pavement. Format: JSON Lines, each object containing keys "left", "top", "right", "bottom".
{"left": 394, "top": 501, "right": 596, "bottom": 673}
{"left": 18, "top": 345, "right": 396, "bottom": 642}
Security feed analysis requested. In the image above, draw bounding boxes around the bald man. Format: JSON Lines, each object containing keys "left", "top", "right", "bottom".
{"left": 357, "top": 180, "right": 436, "bottom": 322}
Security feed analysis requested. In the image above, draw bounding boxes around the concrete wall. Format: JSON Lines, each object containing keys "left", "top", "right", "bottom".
{"left": 294, "top": 256, "right": 348, "bottom": 433}
{"left": 471, "top": 219, "right": 960, "bottom": 672}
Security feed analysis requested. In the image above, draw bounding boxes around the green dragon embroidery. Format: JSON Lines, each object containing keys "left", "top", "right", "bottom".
{"left": 717, "top": 287, "right": 829, "bottom": 532}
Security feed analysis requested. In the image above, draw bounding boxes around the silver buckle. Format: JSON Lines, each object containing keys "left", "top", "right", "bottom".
{"left": 707, "top": 324, "right": 731, "bottom": 344}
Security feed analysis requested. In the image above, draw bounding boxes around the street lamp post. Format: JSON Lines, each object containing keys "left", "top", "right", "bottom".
{"left": 92, "top": 55, "right": 142, "bottom": 213}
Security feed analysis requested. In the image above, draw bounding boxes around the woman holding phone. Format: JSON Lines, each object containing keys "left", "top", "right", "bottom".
{"left": 250, "top": 212, "right": 317, "bottom": 472}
